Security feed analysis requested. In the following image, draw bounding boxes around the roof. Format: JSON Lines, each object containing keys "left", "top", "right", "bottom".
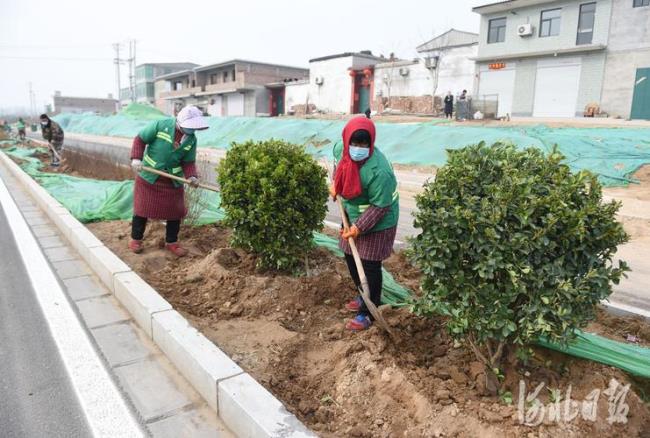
{"left": 139, "top": 62, "right": 199, "bottom": 69}
{"left": 309, "top": 51, "right": 386, "bottom": 63}
{"left": 416, "top": 29, "right": 479, "bottom": 53}
{"left": 472, "top": 0, "right": 560, "bottom": 15}
{"left": 195, "top": 59, "right": 308, "bottom": 73}
{"left": 53, "top": 95, "right": 117, "bottom": 103}
{"left": 154, "top": 69, "right": 194, "bottom": 81}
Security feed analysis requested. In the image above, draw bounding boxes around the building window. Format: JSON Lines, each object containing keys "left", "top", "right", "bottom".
{"left": 488, "top": 17, "right": 507, "bottom": 43}
{"left": 223, "top": 71, "right": 229, "bottom": 82}
{"left": 231, "top": 70, "right": 236, "bottom": 81}
{"left": 540, "top": 8, "right": 562, "bottom": 37}
{"left": 577, "top": 3, "right": 596, "bottom": 45}
{"left": 634, "top": 0, "right": 650, "bottom": 6}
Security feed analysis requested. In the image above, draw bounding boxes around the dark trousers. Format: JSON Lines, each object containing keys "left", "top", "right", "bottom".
{"left": 344, "top": 253, "right": 382, "bottom": 319}
{"left": 131, "top": 215, "right": 180, "bottom": 243}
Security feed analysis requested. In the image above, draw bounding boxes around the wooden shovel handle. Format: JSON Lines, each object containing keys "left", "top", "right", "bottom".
{"left": 141, "top": 166, "right": 220, "bottom": 193}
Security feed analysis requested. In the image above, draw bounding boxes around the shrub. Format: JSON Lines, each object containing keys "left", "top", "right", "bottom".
{"left": 410, "top": 142, "right": 629, "bottom": 374}
{"left": 217, "top": 139, "right": 328, "bottom": 271}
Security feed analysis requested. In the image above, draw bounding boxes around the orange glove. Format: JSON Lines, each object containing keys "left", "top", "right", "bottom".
{"left": 341, "top": 225, "right": 360, "bottom": 240}
{"left": 329, "top": 184, "right": 337, "bottom": 200}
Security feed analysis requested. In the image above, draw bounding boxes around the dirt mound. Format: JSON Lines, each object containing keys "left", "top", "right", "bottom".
{"left": 88, "top": 221, "right": 650, "bottom": 437}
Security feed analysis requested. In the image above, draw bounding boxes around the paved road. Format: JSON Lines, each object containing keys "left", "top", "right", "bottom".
{"left": 0, "top": 204, "right": 92, "bottom": 438}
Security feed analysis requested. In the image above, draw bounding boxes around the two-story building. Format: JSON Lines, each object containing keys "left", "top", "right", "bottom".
{"left": 600, "top": 0, "right": 650, "bottom": 119}
{"left": 120, "top": 62, "right": 197, "bottom": 107}
{"left": 473, "top": 0, "right": 612, "bottom": 118}
{"left": 155, "top": 60, "right": 308, "bottom": 117}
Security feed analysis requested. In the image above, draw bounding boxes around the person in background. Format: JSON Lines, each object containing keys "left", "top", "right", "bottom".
{"left": 39, "top": 114, "right": 64, "bottom": 166}
{"left": 128, "top": 105, "right": 208, "bottom": 257}
{"left": 457, "top": 90, "right": 469, "bottom": 121}
{"left": 330, "top": 116, "right": 399, "bottom": 331}
{"left": 444, "top": 91, "right": 454, "bottom": 119}
{"left": 16, "top": 117, "right": 26, "bottom": 140}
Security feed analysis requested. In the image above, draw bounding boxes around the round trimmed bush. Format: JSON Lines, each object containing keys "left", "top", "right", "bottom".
{"left": 217, "top": 139, "right": 328, "bottom": 271}
{"left": 410, "top": 142, "right": 629, "bottom": 370}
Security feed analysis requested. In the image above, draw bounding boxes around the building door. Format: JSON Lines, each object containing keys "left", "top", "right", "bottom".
{"left": 478, "top": 68, "right": 516, "bottom": 118}
{"left": 631, "top": 68, "right": 650, "bottom": 120}
{"left": 352, "top": 71, "right": 373, "bottom": 114}
{"left": 270, "top": 88, "right": 285, "bottom": 116}
{"left": 533, "top": 59, "right": 581, "bottom": 118}
{"left": 226, "top": 93, "right": 244, "bottom": 117}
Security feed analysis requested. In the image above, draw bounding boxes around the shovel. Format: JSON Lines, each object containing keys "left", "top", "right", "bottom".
{"left": 330, "top": 170, "right": 397, "bottom": 342}
{"left": 141, "top": 166, "right": 220, "bottom": 192}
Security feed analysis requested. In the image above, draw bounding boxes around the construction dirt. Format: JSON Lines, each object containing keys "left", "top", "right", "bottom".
{"left": 88, "top": 220, "right": 650, "bottom": 438}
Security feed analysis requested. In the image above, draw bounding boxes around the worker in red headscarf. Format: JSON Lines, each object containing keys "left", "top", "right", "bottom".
{"left": 331, "top": 116, "right": 399, "bottom": 331}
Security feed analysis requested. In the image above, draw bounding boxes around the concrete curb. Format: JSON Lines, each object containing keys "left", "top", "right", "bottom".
{"left": 0, "top": 150, "right": 316, "bottom": 437}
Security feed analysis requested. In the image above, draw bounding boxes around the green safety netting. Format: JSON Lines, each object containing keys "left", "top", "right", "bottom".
{"left": 53, "top": 113, "right": 650, "bottom": 187}
{"left": 2, "top": 145, "right": 410, "bottom": 306}
{"left": 2, "top": 144, "right": 650, "bottom": 378}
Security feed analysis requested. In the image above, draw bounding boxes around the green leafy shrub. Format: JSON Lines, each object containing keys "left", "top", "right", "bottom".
{"left": 410, "top": 142, "right": 629, "bottom": 373}
{"left": 217, "top": 139, "right": 328, "bottom": 271}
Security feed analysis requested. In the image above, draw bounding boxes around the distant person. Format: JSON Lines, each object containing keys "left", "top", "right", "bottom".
{"left": 39, "top": 114, "right": 64, "bottom": 167}
{"left": 128, "top": 105, "right": 208, "bottom": 257}
{"left": 444, "top": 91, "right": 454, "bottom": 119}
{"left": 16, "top": 117, "right": 26, "bottom": 141}
{"left": 457, "top": 90, "right": 470, "bottom": 121}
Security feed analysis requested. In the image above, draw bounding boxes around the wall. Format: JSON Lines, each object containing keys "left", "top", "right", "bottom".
{"left": 53, "top": 97, "right": 117, "bottom": 114}
{"left": 374, "top": 45, "right": 478, "bottom": 104}
{"left": 285, "top": 82, "right": 311, "bottom": 114}
{"left": 309, "top": 56, "right": 354, "bottom": 113}
{"left": 476, "top": 0, "right": 612, "bottom": 60}
{"left": 154, "top": 79, "right": 173, "bottom": 114}
{"left": 601, "top": 1, "right": 650, "bottom": 118}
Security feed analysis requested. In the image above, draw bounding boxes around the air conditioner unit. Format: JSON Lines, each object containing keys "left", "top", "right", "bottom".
{"left": 424, "top": 56, "right": 439, "bottom": 70}
{"left": 399, "top": 67, "right": 410, "bottom": 77}
{"left": 314, "top": 76, "right": 324, "bottom": 85}
{"left": 517, "top": 23, "right": 533, "bottom": 37}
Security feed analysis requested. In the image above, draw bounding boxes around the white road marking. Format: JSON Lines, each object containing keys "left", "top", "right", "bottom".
{"left": 0, "top": 176, "right": 144, "bottom": 438}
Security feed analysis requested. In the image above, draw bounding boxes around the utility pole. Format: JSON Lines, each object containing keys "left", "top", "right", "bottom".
{"left": 113, "top": 43, "right": 123, "bottom": 109}
{"left": 28, "top": 82, "right": 36, "bottom": 117}
{"left": 128, "top": 39, "right": 137, "bottom": 103}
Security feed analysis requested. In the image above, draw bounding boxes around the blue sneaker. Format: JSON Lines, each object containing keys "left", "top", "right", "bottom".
{"left": 345, "top": 314, "right": 372, "bottom": 331}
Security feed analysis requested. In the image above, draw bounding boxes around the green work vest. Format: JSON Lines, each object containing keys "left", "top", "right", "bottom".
{"left": 137, "top": 118, "right": 197, "bottom": 187}
{"left": 333, "top": 141, "right": 399, "bottom": 233}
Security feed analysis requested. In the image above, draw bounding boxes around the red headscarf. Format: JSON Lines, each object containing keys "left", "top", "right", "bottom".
{"left": 334, "top": 116, "right": 376, "bottom": 199}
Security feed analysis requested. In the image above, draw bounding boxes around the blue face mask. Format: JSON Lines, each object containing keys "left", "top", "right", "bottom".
{"left": 181, "top": 127, "right": 195, "bottom": 135}
{"left": 349, "top": 146, "right": 370, "bottom": 162}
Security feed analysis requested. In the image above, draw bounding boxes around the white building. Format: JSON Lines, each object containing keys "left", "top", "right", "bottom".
{"left": 300, "top": 51, "right": 386, "bottom": 114}
{"left": 372, "top": 29, "right": 478, "bottom": 114}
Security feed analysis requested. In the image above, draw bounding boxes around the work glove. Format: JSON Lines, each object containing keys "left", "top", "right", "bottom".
{"left": 188, "top": 176, "right": 199, "bottom": 188}
{"left": 341, "top": 225, "right": 360, "bottom": 240}
{"left": 329, "top": 184, "right": 337, "bottom": 200}
{"left": 131, "top": 159, "right": 143, "bottom": 172}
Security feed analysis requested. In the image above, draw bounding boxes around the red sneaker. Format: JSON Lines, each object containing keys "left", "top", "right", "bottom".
{"left": 128, "top": 239, "right": 143, "bottom": 254}
{"left": 165, "top": 242, "right": 188, "bottom": 257}
{"left": 345, "top": 296, "right": 363, "bottom": 312}
{"left": 345, "top": 315, "right": 372, "bottom": 331}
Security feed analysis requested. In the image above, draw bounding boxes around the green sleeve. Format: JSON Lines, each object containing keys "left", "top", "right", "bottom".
{"left": 138, "top": 120, "right": 158, "bottom": 144}
{"left": 332, "top": 140, "right": 343, "bottom": 163}
{"left": 367, "top": 170, "right": 395, "bottom": 208}
{"left": 182, "top": 138, "right": 197, "bottom": 163}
